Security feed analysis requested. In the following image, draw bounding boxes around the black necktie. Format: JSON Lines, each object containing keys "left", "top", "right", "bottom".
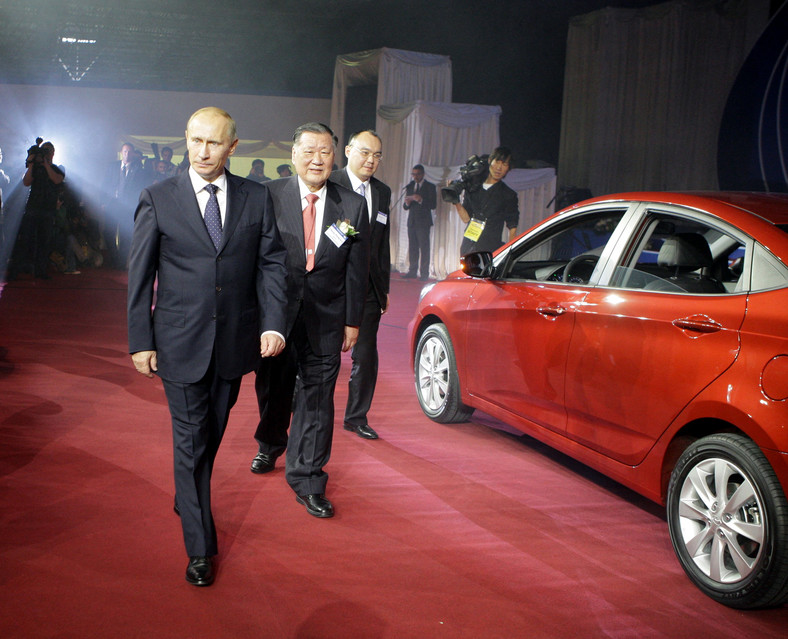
{"left": 204, "top": 184, "right": 222, "bottom": 250}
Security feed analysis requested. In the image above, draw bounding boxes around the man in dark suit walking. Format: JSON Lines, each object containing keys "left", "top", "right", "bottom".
{"left": 251, "top": 122, "right": 369, "bottom": 519}
{"left": 403, "top": 164, "right": 437, "bottom": 280}
{"left": 330, "top": 129, "right": 390, "bottom": 440}
{"left": 128, "top": 107, "right": 288, "bottom": 587}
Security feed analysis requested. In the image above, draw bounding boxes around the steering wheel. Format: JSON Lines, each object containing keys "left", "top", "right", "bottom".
{"left": 562, "top": 254, "right": 600, "bottom": 284}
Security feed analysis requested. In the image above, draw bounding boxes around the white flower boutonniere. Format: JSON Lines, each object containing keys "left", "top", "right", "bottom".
{"left": 337, "top": 219, "right": 358, "bottom": 237}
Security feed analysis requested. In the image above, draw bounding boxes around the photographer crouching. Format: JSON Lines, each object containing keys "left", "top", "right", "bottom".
{"left": 9, "top": 138, "right": 65, "bottom": 280}
{"left": 448, "top": 147, "right": 519, "bottom": 256}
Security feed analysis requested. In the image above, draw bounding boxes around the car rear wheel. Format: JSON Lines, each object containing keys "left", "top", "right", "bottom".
{"left": 414, "top": 323, "right": 473, "bottom": 423}
{"left": 667, "top": 433, "right": 788, "bottom": 608}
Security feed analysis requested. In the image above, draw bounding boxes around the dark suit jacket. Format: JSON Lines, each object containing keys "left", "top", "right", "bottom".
{"left": 404, "top": 179, "right": 437, "bottom": 228}
{"left": 127, "top": 170, "right": 288, "bottom": 383}
{"left": 104, "top": 159, "right": 150, "bottom": 209}
{"left": 266, "top": 176, "right": 370, "bottom": 356}
{"left": 330, "top": 168, "right": 391, "bottom": 308}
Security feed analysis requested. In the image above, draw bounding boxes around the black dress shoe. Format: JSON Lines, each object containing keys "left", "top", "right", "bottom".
{"left": 185, "top": 556, "right": 214, "bottom": 586}
{"left": 344, "top": 423, "right": 379, "bottom": 440}
{"left": 403, "top": 272, "right": 417, "bottom": 279}
{"left": 296, "top": 493, "right": 334, "bottom": 518}
{"left": 251, "top": 451, "right": 278, "bottom": 474}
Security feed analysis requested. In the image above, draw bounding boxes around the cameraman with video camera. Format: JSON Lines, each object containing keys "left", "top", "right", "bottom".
{"left": 451, "top": 146, "right": 519, "bottom": 256}
{"left": 13, "top": 139, "right": 65, "bottom": 279}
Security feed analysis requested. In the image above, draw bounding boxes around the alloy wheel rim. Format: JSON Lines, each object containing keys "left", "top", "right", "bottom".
{"left": 418, "top": 336, "right": 449, "bottom": 411}
{"left": 677, "top": 457, "right": 765, "bottom": 584}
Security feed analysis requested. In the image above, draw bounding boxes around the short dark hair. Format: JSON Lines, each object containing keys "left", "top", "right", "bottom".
{"left": 489, "top": 146, "right": 513, "bottom": 165}
{"left": 412, "top": 164, "right": 425, "bottom": 172}
{"left": 252, "top": 159, "right": 264, "bottom": 168}
{"left": 293, "top": 122, "right": 335, "bottom": 146}
{"left": 276, "top": 164, "right": 291, "bottom": 173}
{"left": 347, "top": 129, "right": 382, "bottom": 147}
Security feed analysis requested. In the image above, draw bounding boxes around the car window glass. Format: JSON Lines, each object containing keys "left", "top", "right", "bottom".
{"left": 502, "top": 210, "right": 625, "bottom": 282}
{"left": 610, "top": 212, "right": 743, "bottom": 294}
{"left": 751, "top": 243, "right": 788, "bottom": 291}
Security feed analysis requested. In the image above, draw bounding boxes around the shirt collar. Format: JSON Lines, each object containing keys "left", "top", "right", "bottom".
{"left": 189, "top": 167, "right": 228, "bottom": 194}
{"left": 345, "top": 168, "right": 369, "bottom": 194}
{"left": 297, "top": 175, "right": 327, "bottom": 202}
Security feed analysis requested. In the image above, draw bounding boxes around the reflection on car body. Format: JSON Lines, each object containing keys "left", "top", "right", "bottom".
{"left": 408, "top": 191, "right": 788, "bottom": 609}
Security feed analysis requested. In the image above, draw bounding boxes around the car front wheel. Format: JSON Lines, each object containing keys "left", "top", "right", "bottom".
{"left": 414, "top": 323, "right": 473, "bottom": 423}
{"left": 667, "top": 433, "right": 788, "bottom": 608}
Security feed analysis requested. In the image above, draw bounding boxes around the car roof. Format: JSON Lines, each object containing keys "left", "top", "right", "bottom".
{"left": 569, "top": 191, "right": 788, "bottom": 226}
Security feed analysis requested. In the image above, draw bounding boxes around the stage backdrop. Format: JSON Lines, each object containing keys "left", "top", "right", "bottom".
{"left": 376, "top": 101, "right": 499, "bottom": 279}
{"left": 329, "top": 48, "right": 452, "bottom": 152}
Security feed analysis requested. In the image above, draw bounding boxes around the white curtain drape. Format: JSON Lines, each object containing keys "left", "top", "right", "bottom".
{"left": 558, "top": 0, "right": 770, "bottom": 196}
{"left": 330, "top": 48, "right": 452, "bottom": 150}
{"left": 376, "top": 101, "right": 501, "bottom": 279}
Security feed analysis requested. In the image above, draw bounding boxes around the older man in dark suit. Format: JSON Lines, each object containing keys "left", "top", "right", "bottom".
{"left": 128, "top": 107, "right": 288, "bottom": 587}
{"left": 330, "top": 129, "right": 391, "bottom": 441}
{"left": 251, "top": 122, "right": 369, "bottom": 519}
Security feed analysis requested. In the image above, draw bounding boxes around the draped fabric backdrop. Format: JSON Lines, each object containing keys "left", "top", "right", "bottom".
{"left": 558, "top": 0, "right": 770, "bottom": 196}
{"left": 376, "top": 101, "right": 500, "bottom": 279}
{"left": 330, "top": 48, "right": 452, "bottom": 153}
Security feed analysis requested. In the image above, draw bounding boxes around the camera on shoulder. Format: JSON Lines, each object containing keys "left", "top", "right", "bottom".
{"left": 441, "top": 154, "right": 489, "bottom": 204}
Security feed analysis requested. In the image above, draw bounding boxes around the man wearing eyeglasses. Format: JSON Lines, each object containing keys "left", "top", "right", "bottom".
{"left": 330, "top": 130, "right": 391, "bottom": 441}
{"left": 403, "top": 164, "right": 437, "bottom": 280}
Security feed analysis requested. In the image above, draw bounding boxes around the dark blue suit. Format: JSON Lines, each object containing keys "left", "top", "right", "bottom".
{"left": 128, "top": 170, "right": 287, "bottom": 556}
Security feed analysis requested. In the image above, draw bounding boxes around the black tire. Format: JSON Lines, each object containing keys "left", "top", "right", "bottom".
{"left": 414, "top": 323, "right": 474, "bottom": 423}
{"left": 667, "top": 433, "right": 788, "bottom": 608}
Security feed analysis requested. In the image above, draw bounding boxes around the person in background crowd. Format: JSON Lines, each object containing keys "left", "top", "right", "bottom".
{"left": 403, "top": 164, "right": 436, "bottom": 280}
{"left": 247, "top": 159, "right": 270, "bottom": 184}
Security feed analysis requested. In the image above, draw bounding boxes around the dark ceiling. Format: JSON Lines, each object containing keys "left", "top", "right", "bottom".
{"left": 0, "top": 0, "right": 671, "bottom": 165}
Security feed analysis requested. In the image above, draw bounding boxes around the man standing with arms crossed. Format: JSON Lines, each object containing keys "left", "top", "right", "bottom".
{"left": 330, "top": 130, "right": 391, "bottom": 440}
{"left": 251, "top": 122, "right": 369, "bottom": 518}
{"left": 128, "top": 107, "right": 288, "bottom": 586}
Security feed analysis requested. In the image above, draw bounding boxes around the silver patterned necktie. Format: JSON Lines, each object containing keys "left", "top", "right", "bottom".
{"left": 204, "top": 183, "right": 222, "bottom": 250}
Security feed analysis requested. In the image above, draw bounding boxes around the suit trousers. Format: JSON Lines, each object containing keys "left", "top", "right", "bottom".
{"left": 344, "top": 291, "right": 382, "bottom": 428}
{"left": 162, "top": 354, "right": 241, "bottom": 557}
{"left": 254, "top": 309, "right": 341, "bottom": 495}
{"left": 407, "top": 220, "right": 431, "bottom": 278}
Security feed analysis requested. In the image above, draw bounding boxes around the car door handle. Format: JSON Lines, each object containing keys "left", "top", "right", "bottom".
{"left": 672, "top": 315, "right": 722, "bottom": 334}
{"left": 537, "top": 303, "right": 567, "bottom": 317}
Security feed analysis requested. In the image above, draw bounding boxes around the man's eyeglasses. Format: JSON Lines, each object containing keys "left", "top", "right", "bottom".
{"left": 352, "top": 147, "right": 383, "bottom": 161}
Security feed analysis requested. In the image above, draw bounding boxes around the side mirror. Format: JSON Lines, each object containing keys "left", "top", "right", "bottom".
{"left": 461, "top": 251, "right": 494, "bottom": 278}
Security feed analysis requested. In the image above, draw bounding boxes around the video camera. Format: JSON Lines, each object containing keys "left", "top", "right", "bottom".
{"left": 26, "top": 137, "right": 45, "bottom": 166}
{"left": 440, "top": 154, "right": 489, "bottom": 204}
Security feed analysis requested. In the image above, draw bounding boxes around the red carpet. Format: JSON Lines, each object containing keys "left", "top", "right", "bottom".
{"left": 1, "top": 269, "right": 787, "bottom": 638}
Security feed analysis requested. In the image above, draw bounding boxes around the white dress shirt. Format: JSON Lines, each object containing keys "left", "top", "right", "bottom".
{"left": 297, "top": 176, "right": 328, "bottom": 256}
{"left": 189, "top": 167, "right": 228, "bottom": 226}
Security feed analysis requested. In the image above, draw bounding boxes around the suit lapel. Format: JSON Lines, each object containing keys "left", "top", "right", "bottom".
{"left": 315, "top": 182, "right": 342, "bottom": 266}
{"left": 221, "top": 172, "right": 247, "bottom": 252}
{"left": 172, "top": 172, "right": 212, "bottom": 248}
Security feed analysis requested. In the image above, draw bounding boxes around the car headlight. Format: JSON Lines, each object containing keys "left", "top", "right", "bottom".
{"left": 418, "top": 282, "right": 436, "bottom": 302}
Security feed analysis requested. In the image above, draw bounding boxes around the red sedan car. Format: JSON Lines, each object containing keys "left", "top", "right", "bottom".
{"left": 408, "top": 192, "right": 788, "bottom": 609}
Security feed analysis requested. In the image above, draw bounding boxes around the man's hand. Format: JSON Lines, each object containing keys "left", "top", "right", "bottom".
{"left": 260, "top": 333, "right": 285, "bottom": 358}
{"left": 131, "top": 350, "right": 158, "bottom": 378}
{"left": 382, "top": 294, "right": 390, "bottom": 314}
{"left": 342, "top": 326, "right": 359, "bottom": 352}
